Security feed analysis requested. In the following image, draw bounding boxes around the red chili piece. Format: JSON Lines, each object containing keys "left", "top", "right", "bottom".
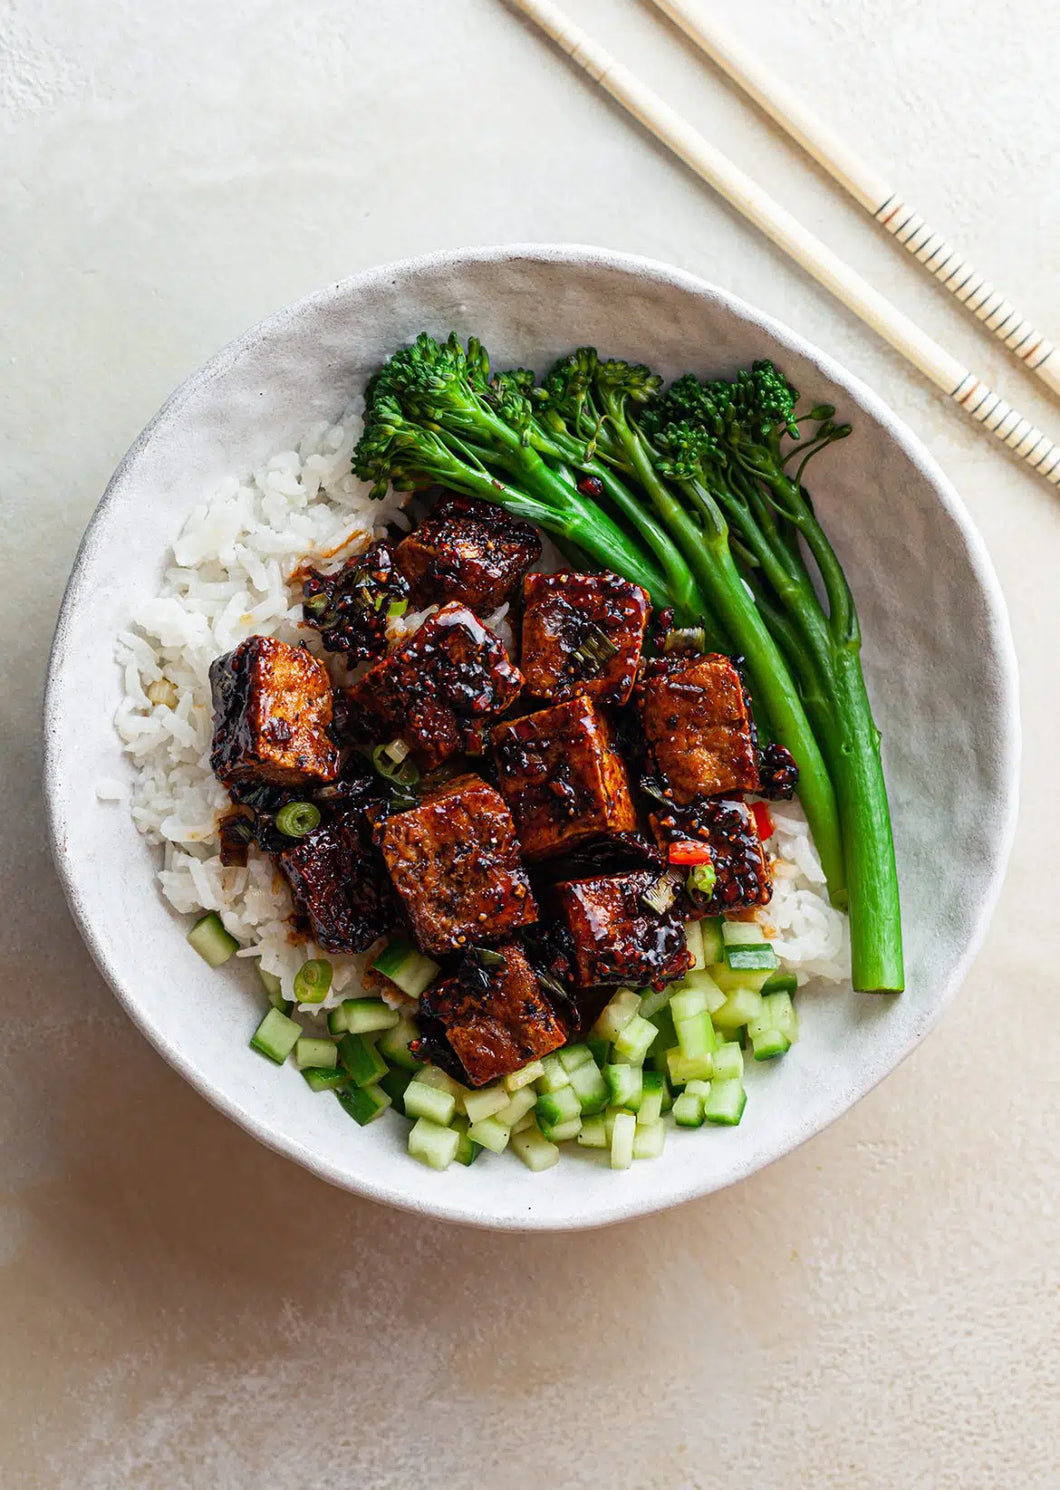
{"left": 750, "top": 801, "right": 775, "bottom": 839}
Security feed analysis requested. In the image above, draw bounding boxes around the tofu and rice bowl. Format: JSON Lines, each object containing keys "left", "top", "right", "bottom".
{"left": 113, "top": 333, "right": 903, "bottom": 1175}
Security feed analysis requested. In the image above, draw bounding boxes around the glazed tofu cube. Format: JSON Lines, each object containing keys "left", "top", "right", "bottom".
{"left": 394, "top": 493, "right": 542, "bottom": 613}
{"left": 414, "top": 943, "right": 567, "bottom": 1086}
{"left": 344, "top": 602, "right": 523, "bottom": 772}
{"left": 554, "top": 870, "right": 693, "bottom": 988}
{"left": 520, "top": 571, "right": 650, "bottom": 706}
{"left": 649, "top": 797, "right": 772, "bottom": 914}
{"left": 490, "top": 695, "right": 637, "bottom": 861}
{"left": 636, "top": 653, "right": 759, "bottom": 804}
{"left": 278, "top": 812, "right": 395, "bottom": 954}
{"left": 379, "top": 774, "right": 537, "bottom": 954}
{"left": 209, "top": 635, "right": 339, "bottom": 789}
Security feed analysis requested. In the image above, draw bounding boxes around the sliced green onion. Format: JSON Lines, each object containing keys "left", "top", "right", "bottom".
{"left": 383, "top": 737, "right": 411, "bottom": 765}
{"left": 371, "top": 741, "right": 420, "bottom": 788}
{"left": 293, "top": 958, "right": 333, "bottom": 1004}
{"left": 275, "top": 801, "right": 321, "bottom": 838}
{"left": 387, "top": 598, "right": 409, "bottom": 618}
{"left": 572, "top": 623, "right": 618, "bottom": 674}
{"left": 664, "top": 626, "right": 706, "bottom": 653}
{"left": 687, "top": 861, "right": 717, "bottom": 898}
{"left": 303, "top": 592, "right": 331, "bottom": 618}
{"left": 640, "top": 872, "right": 682, "bottom": 916}
{"left": 470, "top": 946, "right": 508, "bottom": 972}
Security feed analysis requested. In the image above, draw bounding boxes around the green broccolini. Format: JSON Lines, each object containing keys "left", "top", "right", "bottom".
{"left": 353, "top": 334, "right": 903, "bottom": 994}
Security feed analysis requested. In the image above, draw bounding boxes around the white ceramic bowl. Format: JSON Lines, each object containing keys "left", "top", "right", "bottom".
{"left": 44, "top": 245, "right": 1019, "bottom": 1230}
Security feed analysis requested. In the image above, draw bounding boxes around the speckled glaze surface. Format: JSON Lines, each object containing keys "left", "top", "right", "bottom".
{"left": 43, "top": 244, "right": 1018, "bottom": 1230}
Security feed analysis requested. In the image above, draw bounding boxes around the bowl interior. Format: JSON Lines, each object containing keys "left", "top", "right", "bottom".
{"left": 45, "top": 245, "right": 1018, "bottom": 1229}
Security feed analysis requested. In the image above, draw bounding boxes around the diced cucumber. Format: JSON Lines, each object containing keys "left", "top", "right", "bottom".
{"left": 467, "top": 1115, "right": 511, "bottom": 1153}
{"left": 722, "top": 920, "right": 767, "bottom": 946}
{"left": 451, "top": 1116, "right": 482, "bottom": 1166}
{"left": 370, "top": 938, "right": 440, "bottom": 999}
{"left": 408, "top": 1116, "right": 459, "bottom": 1169}
{"left": 725, "top": 944, "right": 779, "bottom": 972}
{"left": 699, "top": 917, "right": 724, "bottom": 964}
{"left": 637, "top": 984, "right": 673, "bottom": 1020}
{"left": 295, "top": 1037, "right": 337, "bottom": 1071}
{"left": 659, "top": 1075, "right": 673, "bottom": 1113}
{"left": 670, "top": 986, "right": 708, "bottom": 1021}
{"left": 336, "top": 1082, "right": 392, "bottom": 1126}
{"left": 379, "top": 1065, "right": 413, "bottom": 1113}
{"left": 677, "top": 968, "right": 727, "bottom": 1012}
{"left": 684, "top": 918, "right": 707, "bottom": 971}
{"left": 250, "top": 1007, "right": 302, "bottom": 1064}
{"left": 301, "top": 1066, "right": 350, "bottom": 1093}
{"left": 510, "top": 1110, "right": 537, "bottom": 1134}
{"left": 762, "top": 971, "right": 798, "bottom": 995}
{"left": 505, "top": 1059, "right": 545, "bottom": 1092}
{"left": 587, "top": 1036, "right": 610, "bottom": 1067}
{"left": 540, "top": 1115, "right": 582, "bottom": 1143}
{"left": 609, "top": 1110, "right": 636, "bottom": 1170}
{"left": 637, "top": 1071, "right": 666, "bottom": 1126}
{"left": 377, "top": 1015, "right": 423, "bottom": 1071}
{"left": 604, "top": 1063, "right": 643, "bottom": 1111}
{"left": 591, "top": 987, "right": 642, "bottom": 1042}
{"left": 493, "top": 1085, "right": 538, "bottom": 1128}
{"left": 462, "top": 1084, "right": 510, "bottom": 1124}
{"left": 672, "top": 1090, "right": 705, "bottom": 1127}
{"left": 685, "top": 1078, "right": 712, "bottom": 1100}
{"left": 713, "top": 987, "right": 764, "bottom": 1031}
{"left": 702, "top": 1077, "right": 747, "bottom": 1126}
{"left": 511, "top": 1127, "right": 560, "bottom": 1172}
{"left": 666, "top": 1047, "right": 714, "bottom": 1087}
{"left": 258, "top": 964, "right": 292, "bottom": 1013}
{"left": 763, "top": 991, "right": 798, "bottom": 1043}
{"left": 568, "top": 1059, "right": 609, "bottom": 1115}
{"left": 710, "top": 963, "right": 775, "bottom": 994}
{"left": 341, "top": 998, "right": 400, "bottom": 1035}
{"left": 337, "top": 1032, "right": 388, "bottom": 1088}
{"left": 647, "top": 1005, "right": 677, "bottom": 1073}
{"left": 536, "top": 1085, "right": 582, "bottom": 1128}
{"left": 327, "top": 1005, "right": 348, "bottom": 1036}
{"left": 416, "top": 1065, "right": 467, "bottom": 1099}
{"left": 188, "top": 911, "right": 239, "bottom": 967}
{"left": 751, "top": 1026, "right": 792, "bottom": 1061}
{"left": 675, "top": 1009, "right": 716, "bottom": 1062}
{"left": 612, "top": 1014, "right": 657, "bottom": 1064}
{"left": 604, "top": 1106, "right": 632, "bottom": 1142}
{"left": 577, "top": 1114, "right": 608, "bottom": 1148}
{"left": 633, "top": 1119, "right": 666, "bottom": 1159}
{"left": 537, "top": 1053, "right": 572, "bottom": 1093}
{"left": 404, "top": 1077, "right": 457, "bottom": 1126}
{"left": 558, "top": 1043, "right": 594, "bottom": 1073}
{"left": 711, "top": 1040, "right": 744, "bottom": 1081}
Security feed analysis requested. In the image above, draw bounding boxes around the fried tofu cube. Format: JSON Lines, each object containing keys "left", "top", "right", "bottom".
{"left": 637, "top": 653, "right": 759, "bottom": 805}
{"left": 414, "top": 943, "right": 567, "bottom": 1086}
{"left": 554, "top": 870, "right": 693, "bottom": 988}
{"left": 278, "top": 813, "right": 395, "bottom": 954}
{"left": 520, "top": 571, "right": 650, "bottom": 706}
{"left": 394, "top": 493, "right": 542, "bottom": 613}
{"left": 344, "top": 602, "right": 523, "bottom": 772}
{"left": 490, "top": 695, "right": 637, "bottom": 861}
{"left": 379, "top": 774, "right": 537, "bottom": 955}
{"left": 649, "top": 798, "right": 772, "bottom": 914}
{"left": 209, "top": 635, "right": 339, "bottom": 788}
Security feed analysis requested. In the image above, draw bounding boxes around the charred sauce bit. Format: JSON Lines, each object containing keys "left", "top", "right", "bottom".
{"left": 301, "top": 540, "right": 410, "bottom": 664}
{"left": 757, "top": 741, "right": 799, "bottom": 800}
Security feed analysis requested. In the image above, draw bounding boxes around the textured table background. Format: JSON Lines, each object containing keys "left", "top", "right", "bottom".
{"left": 2, "top": 2, "right": 1058, "bottom": 1485}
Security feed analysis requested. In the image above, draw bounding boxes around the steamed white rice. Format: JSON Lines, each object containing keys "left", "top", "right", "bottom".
{"left": 111, "top": 399, "right": 850, "bottom": 1010}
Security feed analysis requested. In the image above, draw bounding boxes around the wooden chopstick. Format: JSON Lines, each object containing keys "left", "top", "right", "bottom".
{"left": 649, "top": 0, "right": 1060, "bottom": 398}
{"left": 509, "top": 0, "right": 1060, "bottom": 486}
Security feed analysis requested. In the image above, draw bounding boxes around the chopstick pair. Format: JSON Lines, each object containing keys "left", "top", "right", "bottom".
{"left": 509, "top": 0, "right": 1060, "bottom": 486}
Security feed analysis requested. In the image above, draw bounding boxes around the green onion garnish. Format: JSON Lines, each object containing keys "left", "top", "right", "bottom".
{"left": 388, "top": 598, "right": 409, "bottom": 618}
{"left": 471, "top": 946, "right": 508, "bottom": 972}
{"left": 371, "top": 741, "right": 420, "bottom": 788}
{"left": 572, "top": 623, "right": 618, "bottom": 675}
{"left": 293, "top": 958, "right": 333, "bottom": 1004}
{"left": 303, "top": 592, "right": 330, "bottom": 618}
{"left": 275, "top": 801, "right": 321, "bottom": 838}
{"left": 640, "top": 872, "right": 682, "bottom": 915}
{"left": 664, "top": 626, "right": 707, "bottom": 654}
{"left": 687, "top": 861, "right": 717, "bottom": 898}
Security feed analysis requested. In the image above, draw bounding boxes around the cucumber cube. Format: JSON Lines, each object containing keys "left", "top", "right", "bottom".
{"left": 751, "top": 1027, "right": 792, "bottom": 1061}
{"left": 504, "top": 1059, "right": 545, "bottom": 1092}
{"left": 336, "top": 1082, "right": 391, "bottom": 1126}
{"left": 721, "top": 920, "right": 767, "bottom": 947}
{"left": 632, "top": 1119, "right": 666, "bottom": 1159}
{"left": 684, "top": 918, "right": 707, "bottom": 970}
{"left": 637, "top": 1071, "right": 666, "bottom": 1126}
{"left": 379, "top": 1066, "right": 413, "bottom": 1114}
{"left": 558, "top": 1043, "right": 594, "bottom": 1073}
{"left": 675, "top": 1009, "right": 716, "bottom": 1062}
{"left": 467, "top": 1115, "right": 511, "bottom": 1153}
{"left": 725, "top": 945, "right": 778, "bottom": 972}
{"left": 568, "top": 1060, "right": 609, "bottom": 1115}
{"left": 587, "top": 1037, "right": 610, "bottom": 1068}
{"left": 670, "top": 987, "right": 709, "bottom": 1022}
{"left": 463, "top": 1084, "right": 510, "bottom": 1124}
{"left": 536, "top": 1085, "right": 581, "bottom": 1128}
{"left": 187, "top": 911, "right": 239, "bottom": 968}
{"left": 672, "top": 1090, "right": 705, "bottom": 1128}
{"left": 451, "top": 1116, "right": 482, "bottom": 1166}
{"left": 539, "top": 1116, "right": 582, "bottom": 1143}
{"left": 637, "top": 984, "right": 673, "bottom": 1020}
{"left": 250, "top": 1007, "right": 302, "bottom": 1064}
{"left": 604, "top": 1063, "right": 643, "bottom": 1111}
{"left": 377, "top": 1015, "right": 423, "bottom": 1071}
{"left": 762, "top": 971, "right": 798, "bottom": 995}
{"left": 710, "top": 963, "right": 775, "bottom": 995}
{"left": 408, "top": 1116, "right": 459, "bottom": 1169}
{"left": 537, "top": 1053, "right": 572, "bottom": 1093}
{"left": 511, "top": 1128, "right": 560, "bottom": 1172}
{"left": 711, "top": 1041, "right": 744, "bottom": 1081}
{"left": 341, "top": 998, "right": 400, "bottom": 1035}
{"left": 294, "top": 1037, "right": 338, "bottom": 1071}
{"left": 763, "top": 991, "right": 798, "bottom": 1043}
{"left": 494, "top": 1085, "right": 538, "bottom": 1128}
{"left": 301, "top": 1066, "right": 350, "bottom": 1093}
{"left": 713, "top": 988, "right": 764, "bottom": 1031}
{"left": 510, "top": 1110, "right": 537, "bottom": 1134}
{"left": 609, "top": 1111, "right": 637, "bottom": 1170}
{"left": 403, "top": 1078, "right": 457, "bottom": 1126}
{"left": 577, "top": 1114, "right": 608, "bottom": 1148}
{"left": 702, "top": 1077, "right": 747, "bottom": 1126}
{"left": 591, "top": 987, "right": 642, "bottom": 1042}
{"left": 699, "top": 917, "right": 724, "bottom": 964}
{"left": 337, "top": 1032, "right": 388, "bottom": 1088}
{"left": 612, "top": 1014, "right": 658, "bottom": 1064}
{"left": 666, "top": 1047, "right": 714, "bottom": 1086}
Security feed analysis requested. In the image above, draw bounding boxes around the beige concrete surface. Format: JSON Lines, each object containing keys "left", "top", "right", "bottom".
{"left": 1, "top": 1, "right": 1057, "bottom": 1485}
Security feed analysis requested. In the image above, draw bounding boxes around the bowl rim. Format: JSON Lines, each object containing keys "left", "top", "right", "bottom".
{"left": 43, "top": 241, "right": 1021, "bottom": 1230}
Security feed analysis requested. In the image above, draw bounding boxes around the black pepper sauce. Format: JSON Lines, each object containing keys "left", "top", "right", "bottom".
{"left": 650, "top": 792, "right": 773, "bottom": 913}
